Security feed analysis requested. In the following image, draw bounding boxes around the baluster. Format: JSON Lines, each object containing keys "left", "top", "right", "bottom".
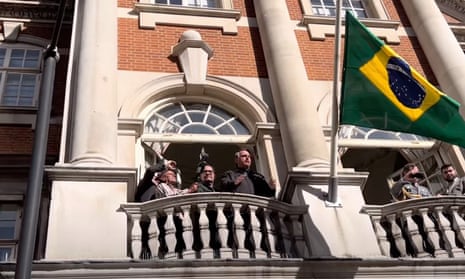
{"left": 156, "top": 210, "right": 168, "bottom": 259}
{"left": 249, "top": 205, "right": 261, "bottom": 258}
{"left": 418, "top": 208, "right": 445, "bottom": 258}
{"left": 433, "top": 206, "right": 457, "bottom": 257}
{"left": 232, "top": 203, "right": 246, "bottom": 258}
{"left": 277, "top": 211, "right": 291, "bottom": 258}
{"left": 402, "top": 210, "right": 426, "bottom": 257}
{"left": 206, "top": 202, "right": 221, "bottom": 259}
{"left": 448, "top": 205, "right": 465, "bottom": 249}
{"left": 369, "top": 215, "right": 390, "bottom": 257}
{"left": 181, "top": 205, "right": 194, "bottom": 259}
{"left": 198, "top": 203, "right": 212, "bottom": 258}
{"left": 130, "top": 213, "right": 142, "bottom": 260}
{"left": 287, "top": 213, "right": 308, "bottom": 258}
{"left": 386, "top": 214, "right": 407, "bottom": 257}
{"left": 163, "top": 208, "right": 177, "bottom": 259}
{"left": 216, "top": 202, "right": 229, "bottom": 258}
{"left": 147, "top": 214, "right": 159, "bottom": 259}
{"left": 263, "top": 209, "right": 278, "bottom": 257}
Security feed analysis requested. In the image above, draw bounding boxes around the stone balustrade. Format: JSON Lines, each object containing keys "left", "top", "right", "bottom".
{"left": 119, "top": 192, "right": 309, "bottom": 260}
{"left": 362, "top": 196, "right": 465, "bottom": 258}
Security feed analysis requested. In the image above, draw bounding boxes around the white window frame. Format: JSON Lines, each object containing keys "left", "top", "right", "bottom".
{"left": 300, "top": 0, "right": 401, "bottom": 44}
{"left": 309, "top": 0, "right": 368, "bottom": 18}
{"left": 0, "top": 44, "right": 42, "bottom": 108}
{"left": 0, "top": 196, "right": 22, "bottom": 262}
{"left": 135, "top": 0, "right": 241, "bottom": 35}
{"left": 152, "top": 0, "right": 219, "bottom": 8}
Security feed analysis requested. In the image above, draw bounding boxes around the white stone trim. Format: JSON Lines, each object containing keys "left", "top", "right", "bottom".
{"left": 118, "top": 74, "right": 276, "bottom": 127}
{"left": 135, "top": 3, "right": 241, "bottom": 35}
{"left": 299, "top": 0, "right": 401, "bottom": 43}
{"left": 302, "top": 16, "right": 401, "bottom": 44}
{"left": 0, "top": 112, "right": 36, "bottom": 128}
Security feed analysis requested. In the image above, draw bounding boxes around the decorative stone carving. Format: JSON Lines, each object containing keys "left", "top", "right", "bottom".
{"left": 171, "top": 30, "right": 213, "bottom": 88}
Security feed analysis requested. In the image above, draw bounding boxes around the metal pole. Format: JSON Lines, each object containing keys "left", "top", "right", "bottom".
{"left": 327, "top": 0, "right": 342, "bottom": 206}
{"left": 15, "top": 1, "right": 66, "bottom": 278}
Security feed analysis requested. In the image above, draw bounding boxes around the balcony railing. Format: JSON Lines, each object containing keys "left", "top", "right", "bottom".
{"left": 119, "top": 192, "right": 309, "bottom": 260}
{"left": 362, "top": 196, "right": 465, "bottom": 258}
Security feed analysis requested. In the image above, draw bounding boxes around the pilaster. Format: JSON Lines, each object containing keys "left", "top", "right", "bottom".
{"left": 253, "top": 0, "right": 330, "bottom": 169}
{"left": 65, "top": 0, "right": 118, "bottom": 165}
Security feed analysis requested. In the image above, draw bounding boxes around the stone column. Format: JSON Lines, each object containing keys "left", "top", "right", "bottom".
{"left": 67, "top": 0, "right": 118, "bottom": 165}
{"left": 401, "top": 0, "right": 465, "bottom": 115}
{"left": 253, "top": 0, "right": 330, "bottom": 168}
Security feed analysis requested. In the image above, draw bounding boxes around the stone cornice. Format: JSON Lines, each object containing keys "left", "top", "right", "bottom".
{"left": 437, "top": 0, "right": 465, "bottom": 21}
{"left": 0, "top": 1, "right": 74, "bottom": 23}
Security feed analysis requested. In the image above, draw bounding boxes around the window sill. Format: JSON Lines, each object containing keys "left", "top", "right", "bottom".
{"left": 134, "top": 3, "right": 241, "bottom": 35}
{"left": 0, "top": 107, "right": 37, "bottom": 128}
{"left": 302, "top": 15, "right": 401, "bottom": 44}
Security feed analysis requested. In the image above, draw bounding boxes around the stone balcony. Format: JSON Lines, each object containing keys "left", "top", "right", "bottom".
{"left": 119, "top": 192, "right": 309, "bottom": 260}
{"left": 362, "top": 196, "right": 465, "bottom": 258}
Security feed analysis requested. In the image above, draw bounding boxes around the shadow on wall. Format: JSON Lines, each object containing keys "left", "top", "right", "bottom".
{"left": 341, "top": 148, "right": 408, "bottom": 205}
{"left": 293, "top": 185, "right": 333, "bottom": 258}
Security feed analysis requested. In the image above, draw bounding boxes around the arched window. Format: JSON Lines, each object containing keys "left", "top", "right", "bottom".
{"left": 145, "top": 102, "right": 249, "bottom": 135}
{"left": 141, "top": 102, "right": 252, "bottom": 187}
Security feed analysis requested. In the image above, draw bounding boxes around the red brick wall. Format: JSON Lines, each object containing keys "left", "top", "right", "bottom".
{"left": 0, "top": 125, "right": 61, "bottom": 155}
{"left": 291, "top": 0, "right": 437, "bottom": 83}
{"left": 118, "top": 19, "right": 267, "bottom": 77}
{"left": 0, "top": 22, "right": 68, "bottom": 159}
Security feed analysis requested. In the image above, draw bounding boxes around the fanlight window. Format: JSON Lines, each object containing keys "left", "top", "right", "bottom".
{"left": 145, "top": 102, "right": 250, "bottom": 135}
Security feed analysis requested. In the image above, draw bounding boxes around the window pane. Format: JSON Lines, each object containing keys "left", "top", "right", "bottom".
{"left": 158, "top": 103, "right": 182, "bottom": 118}
{"left": 172, "top": 114, "right": 189, "bottom": 126}
{"left": 230, "top": 120, "right": 249, "bottom": 135}
{"left": 2, "top": 73, "right": 38, "bottom": 106}
{"left": 351, "top": 0, "right": 364, "bottom": 8}
{"left": 1, "top": 97, "right": 17, "bottom": 106}
{"left": 146, "top": 102, "right": 250, "bottom": 135}
{"left": 188, "top": 111, "right": 205, "bottom": 122}
{"left": 18, "top": 97, "right": 34, "bottom": 106}
{"left": 0, "top": 48, "right": 6, "bottom": 66}
{"left": 5, "top": 84, "right": 19, "bottom": 95}
{"left": 182, "top": 124, "right": 216, "bottom": 134}
{"left": 9, "top": 49, "right": 25, "bottom": 67}
{"left": 6, "top": 73, "right": 21, "bottom": 85}
{"left": 0, "top": 204, "right": 17, "bottom": 239}
{"left": 0, "top": 247, "right": 13, "bottom": 262}
{"left": 206, "top": 114, "right": 223, "bottom": 127}
{"left": 24, "top": 50, "right": 41, "bottom": 68}
{"left": 217, "top": 124, "right": 234, "bottom": 135}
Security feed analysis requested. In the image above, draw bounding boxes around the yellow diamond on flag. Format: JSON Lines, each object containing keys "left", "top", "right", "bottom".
{"left": 359, "top": 44, "right": 444, "bottom": 122}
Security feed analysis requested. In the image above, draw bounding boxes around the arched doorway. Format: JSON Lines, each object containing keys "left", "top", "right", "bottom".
{"left": 140, "top": 101, "right": 260, "bottom": 189}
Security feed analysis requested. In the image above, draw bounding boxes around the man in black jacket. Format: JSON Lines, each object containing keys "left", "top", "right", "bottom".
{"left": 219, "top": 149, "right": 275, "bottom": 198}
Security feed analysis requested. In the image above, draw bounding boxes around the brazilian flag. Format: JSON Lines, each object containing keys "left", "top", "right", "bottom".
{"left": 340, "top": 11, "right": 465, "bottom": 148}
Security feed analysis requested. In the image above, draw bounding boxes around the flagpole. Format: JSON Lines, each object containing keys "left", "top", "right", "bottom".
{"left": 327, "top": 0, "right": 342, "bottom": 206}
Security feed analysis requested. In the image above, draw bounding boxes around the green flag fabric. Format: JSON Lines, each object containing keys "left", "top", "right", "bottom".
{"left": 340, "top": 11, "right": 465, "bottom": 148}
